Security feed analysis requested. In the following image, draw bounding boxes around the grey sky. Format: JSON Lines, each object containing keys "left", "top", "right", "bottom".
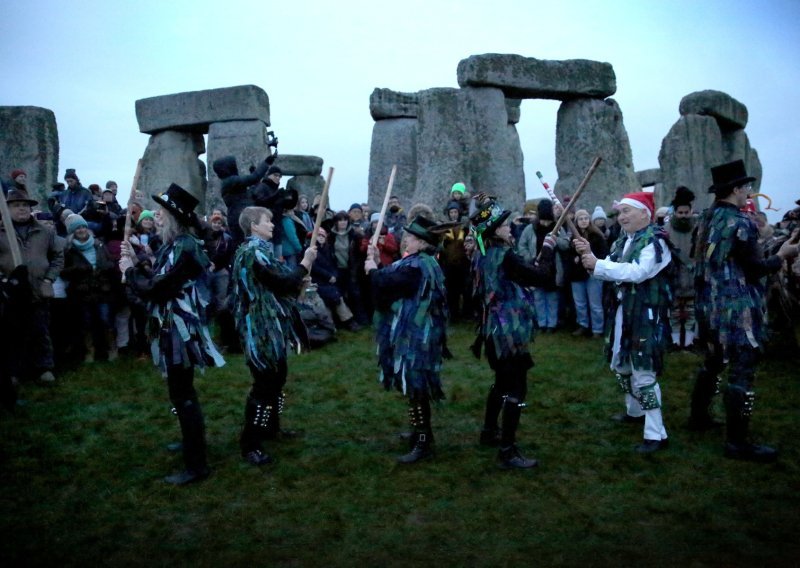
{"left": 3, "top": 0, "right": 798, "bottom": 221}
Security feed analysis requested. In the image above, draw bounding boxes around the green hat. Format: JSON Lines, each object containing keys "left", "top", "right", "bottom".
{"left": 138, "top": 210, "right": 155, "bottom": 223}
{"left": 469, "top": 199, "right": 511, "bottom": 255}
{"left": 451, "top": 182, "right": 466, "bottom": 196}
{"left": 405, "top": 215, "right": 441, "bottom": 246}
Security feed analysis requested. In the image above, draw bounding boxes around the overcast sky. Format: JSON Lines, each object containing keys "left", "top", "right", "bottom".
{"left": 3, "top": 0, "right": 799, "bottom": 221}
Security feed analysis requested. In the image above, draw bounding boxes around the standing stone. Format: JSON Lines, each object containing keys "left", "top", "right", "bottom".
{"left": 368, "top": 118, "right": 418, "bottom": 211}
{"left": 135, "top": 85, "right": 270, "bottom": 134}
{"left": 138, "top": 131, "right": 207, "bottom": 209}
{"left": 287, "top": 175, "right": 325, "bottom": 198}
{"left": 679, "top": 90, "right": 748, "bottom": 130}
{"left": 0, "top": 106, "right": 59, "bottom": 202}
{"left": 554, "top": 98, "right": 638, "bottom": 210}
{"left": 721, "top": 129, "right": 762, "bottom": 193}
{"left": 206, "top": 120, "right": 270, "bottom": 214}
{"left": 636, "top": 168, "right": 661, "bottom": 188}
{"left": 369, "top": 88, "right": 419, "bottom": 120}
{"left": 658, "top": 114, "right": 724, "bottom": 211}
{"left": 457, "top": 54, "right": 616, "bottom": 100}
{"left": 505, "top": 98, "right": 522, "bottom": 124}
{"left": 415, "top": 87, "right": 525, "bottom": 214}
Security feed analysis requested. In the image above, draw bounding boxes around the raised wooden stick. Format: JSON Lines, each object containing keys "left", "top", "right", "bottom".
{"left": 0, "top": 190, "right": 23, "bottom": 267}
{"left": 309, "top": 166, "right": 334, "bottom": 246}
{"left": 370, "top": 165, "right": 397, "bottom": 249}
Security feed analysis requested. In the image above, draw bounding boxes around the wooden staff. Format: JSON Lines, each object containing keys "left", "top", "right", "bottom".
{"left": 121, "top": 159, "right": 143, "bottom": 283}
{"left": 535, "top": 170, "right": 580, "bottom": 236}
{"left": 370, "top": 164, "right": 397, "bottom": 249}
{"left": 0, "top": 190, "right": 23, "bottom": 267}
{"left": 309, "top": 166, "right": 334, "bottom": 247}
{"left": 536, "top": 156, "right": 602, "bottom": 261}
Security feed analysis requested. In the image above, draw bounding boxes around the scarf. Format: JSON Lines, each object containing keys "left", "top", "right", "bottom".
{"left": 73, "top": 234, "right": 97, "bottom": 268}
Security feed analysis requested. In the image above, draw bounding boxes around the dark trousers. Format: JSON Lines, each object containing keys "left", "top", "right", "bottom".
{"left": 166, "top": 364, "right": 207, "bottom": 472}
{"left": 7, "top": 301, "right": 54, "bottom": 378}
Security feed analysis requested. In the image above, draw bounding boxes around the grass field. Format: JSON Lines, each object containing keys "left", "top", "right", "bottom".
{"left": 2, "top": 323, "right": 799, "bottom": 566}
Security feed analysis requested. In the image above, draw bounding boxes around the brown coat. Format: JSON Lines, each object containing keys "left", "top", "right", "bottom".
{"left": 0, "top": 220, "right": 64, "bottom": 302}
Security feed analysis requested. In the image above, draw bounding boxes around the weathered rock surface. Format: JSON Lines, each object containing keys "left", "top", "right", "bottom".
{"left": 679, "top": 90, "right": 748, "bottom": 130}
{"left": 138, "top": 131, "right": 207, "bottom": 209}
{"left": 205, "top": 120, "right": 271, "bottom": 214}
{"left": 554, "top": 98, "right": 638, "bottom": 210}
{"left": 505, "top": 98, "right": 521, "bottom": 124}
{"left": 721, "top": 129, "right": 762, "bottom": 193}
{"left": 0, "top": 106, "right": 59, "bottom": 202}
{"left": 274, "top": 155, "right": 323, "bottom": 177}
{"left": 368, "top": 118, "right": 418, "bottom": 210}
{"left": 457, "top": 54, "right": 616, "bottom": 100}
{"left": 658, "top": 114, "right": 724, "bottom": 211}
{"left": 370, "top": 88, "right": 419, "bottom": 120}
{"left": 135, "top": 85, "right": 270, "bottom": 134}
{"left": 286, "top": 175, "right": 325, "bottom": 197}
{"left": 415, "top": 87, "right": 525, "bottom": 213}
{"left": 636, "top": 168, "right": 661, "bottom": 188}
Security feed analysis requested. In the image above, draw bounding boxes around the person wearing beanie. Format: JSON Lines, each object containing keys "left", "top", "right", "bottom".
{"left": 591, "top": 205, "right": 609, "bottom": 239}
{"left": 449, "top": 182, "right": 470, "bottom": 219}
{"left": 468, "top": 196, "right": 557, "bottom": 469}
{"left": 348, "top": 202, "right": 367, "bottom": 232}
{"left": 61, "top": 213, "right": 117, "bottom": 363}
{"left": 574, "top": 190, "right": 672, "bottom": 454}
{"left": 531, "top": 198, "right": 562, "bottom": 333}
{"left": 664, "top": 186, "right": 697, "bottom": 350}
{"left": 8, "top": 168, "right": 27, "bottom": 194}
{"left": 365, "top": 215, "right": 449, "bottom": 464}
{"left": 440, "top": 201, "right": 470, "bottom": 319}
{"left": 55, "top": 168, "right": 93, "bottom": 232}
{"left": 690, "top": 160, "right": 800, "bottom": 462}
{"left": 0, "top": 189, "right": 64, "bottom": 385}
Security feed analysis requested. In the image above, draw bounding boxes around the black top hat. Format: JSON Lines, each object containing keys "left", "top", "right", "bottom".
{"left": 5, "top": 189, "right": 38, "bottom": 206}
{"left": 708, "top": 159, "right": 756, "bottom": 193}
{"left": 152, "top": 183, "right": 199, "bottom": 226}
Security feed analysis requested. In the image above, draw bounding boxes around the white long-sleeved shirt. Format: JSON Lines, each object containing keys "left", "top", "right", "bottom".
{"left": 592, "top": 232, "right": 672, "bottom": 284}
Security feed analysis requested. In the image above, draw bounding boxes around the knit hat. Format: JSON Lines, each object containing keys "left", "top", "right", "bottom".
{"left": 591, "top": 205, "right": 607, "bottom": 222}
{"left": 656, "top": 206, "right": 669, "bottom": 219}
{"left": 105, "top": 180, "right": 117, "bottom": 189}
{"left": 349, "top": 203, "right": 362, "bottom": 212}
{"left": 537, "top": 199, "right": 555, "bottom": 222}
{"left": 574, "top": 208, "right": 590, "bottom": 221}
{"left": 445, "top": 200, "right": 461, "bottom": 211}
{"left": 266, "top": 165, "right": 282, "bottom": 177}
{"left": 370, "top": 212, "right": 380, "bottom": 223}
{"left": 64, "top": 168, "right": 79, "bottom": 181}
{"left": 618, "top": 192, "right": 655, "bottom": 219}
{"left": 451, "top": 182, "right": 466, "bottom": 196}
{"left": 66, "top": 214, "right": 88, "bottom": 234}
{"left": 10, "top": 168, "right": 26, "bottom": 180}
{"left": 138, "top": 210, "right": 155, "bottom": 223}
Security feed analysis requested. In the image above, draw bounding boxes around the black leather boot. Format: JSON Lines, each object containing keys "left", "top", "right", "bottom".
{"left": 165, "top": 399, "right": 210, "bottom": 485}
{"left": 240, "top": 398, "right": 273, "bottom": 466}
{"left": 723, "top": 388, "right": 777, "bottom": 463}
{"left": 688, "top": 367, "right": 723, "bottom": 431}
{"left": 480, "top": 384, "right": 503, "bottom": 447}
{"left": 397, "top": 398, "right": 433, "bottom": 464}
{"left": 498, "top": 397, "right": 537, "bottom": 469}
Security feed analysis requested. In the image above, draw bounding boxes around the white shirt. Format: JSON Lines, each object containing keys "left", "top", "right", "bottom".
{"left": 593, "top": 231, "right": 672, "bottom": 285}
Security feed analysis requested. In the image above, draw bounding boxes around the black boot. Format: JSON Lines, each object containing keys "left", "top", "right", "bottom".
{"left": 498, "top": 397, "right": 537, "bottom": 469}
{"left": 723, "top": 387, "right": 777, "bottom": 463}
{"left": 240, "top": 398, "right": 273, "bottom": 466}
{"left": 264, "top": 392, "right": 300, "bottom": 440}
{"left": 479, "top": 384, "right": 503, "bottom": 447}
{"left": 688, "top": 367, "right": 723, "bottom": 431}
{"left": 397, "top": 398, "right": 433, "bottom": 464}
{"left": 165, "top": 399, "right": 210, "bottom": 485}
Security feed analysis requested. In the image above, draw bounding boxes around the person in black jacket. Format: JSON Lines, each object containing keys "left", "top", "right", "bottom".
{"left": 213, "top": 153, "right": 275, "bottom": 248}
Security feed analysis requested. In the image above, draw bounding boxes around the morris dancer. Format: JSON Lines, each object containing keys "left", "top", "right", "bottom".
{"left": 232, "top": 206, "right": 317, "bottom": 466}
{"left": 575, "top": 191, "right": 672, "bottom": 454}
{"left": 469, "top": 196, "right": 556, "bottom": 469}
{"left": 365, "top": 215, "right": 449, "bottom": 464}
{"left": 120, "top": 183, "right": 225, "bottom": 485}
{"left": 690, "top": 160, "right": 799, "bottom": 461}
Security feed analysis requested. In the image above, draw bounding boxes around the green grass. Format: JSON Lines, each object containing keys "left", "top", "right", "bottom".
{"left": 2, "top": 324, "right": 799, "bottom": 566}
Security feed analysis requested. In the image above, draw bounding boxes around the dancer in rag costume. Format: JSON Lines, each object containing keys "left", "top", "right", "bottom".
{"left": 120, "top": 183, "right": 225, "bottom": 485}
{"left": 469, "top": 196, "right": 556, "bottom": 469}
{"left": 690, "top": 160, "right": 799, "bottom": 462}
{"left": 365, "top": 215, "right": 450, "bottom": 464}
{"left": 232, "top": 206, "right": 317, "bottom": 466}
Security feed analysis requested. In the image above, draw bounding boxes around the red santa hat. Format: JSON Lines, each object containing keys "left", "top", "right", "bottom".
{"left": 618, "top": 192, "right": 655, "bottom": 219}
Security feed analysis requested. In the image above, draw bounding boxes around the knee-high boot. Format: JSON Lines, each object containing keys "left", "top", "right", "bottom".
{"left": 498, "top": 396, "right": 537, "bottom": 469}
{"left": 240, "top": 397, "right": 273, "bottom": 465}
{"left": 397, "top": 397, "right": 433, "bottom": 464}
{"left": 165, "top": 399, "right": 210, "bottom": 485}
{"left": 723, "top": 386, "right": 777, "bottom": 463}
{"left": 480, "top": 384, "right": 503, "bottom": 446}
{"left": 688, "top": 367, "right": 722, "bottom": 430}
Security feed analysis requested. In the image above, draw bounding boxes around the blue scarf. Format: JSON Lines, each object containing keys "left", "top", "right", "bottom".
{"left": 73, "top": 235, "right": 97, "bottom": 268}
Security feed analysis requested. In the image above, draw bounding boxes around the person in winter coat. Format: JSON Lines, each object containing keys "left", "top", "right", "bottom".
{"left": 213, "top": 153, "right": 275, "bottom": 248}
{"left": 566, "top": 209, "right": 608, "bottom": 337}
{"left": 311, "top": 228, "right": 361, "bottom": 331}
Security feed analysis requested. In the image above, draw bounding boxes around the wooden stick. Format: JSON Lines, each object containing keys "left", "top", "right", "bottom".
{"left": 536, "top": 156, "right": 602, "bottom": 261}
{"left": 370, "top": 165, "right": 397, "bottom": 249}
{"left": 121, "top": 159, "right": 143, "bottom": 283}
{"left": 0, "top": 190, "right": 23, "bottom": 267}
{"left": 310, "top": 167, "right": 334, "bottom": 246}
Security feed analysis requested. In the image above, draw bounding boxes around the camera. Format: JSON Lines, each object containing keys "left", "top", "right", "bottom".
{"left": 267, "top": 130, "right": 279, "bottom": 148}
